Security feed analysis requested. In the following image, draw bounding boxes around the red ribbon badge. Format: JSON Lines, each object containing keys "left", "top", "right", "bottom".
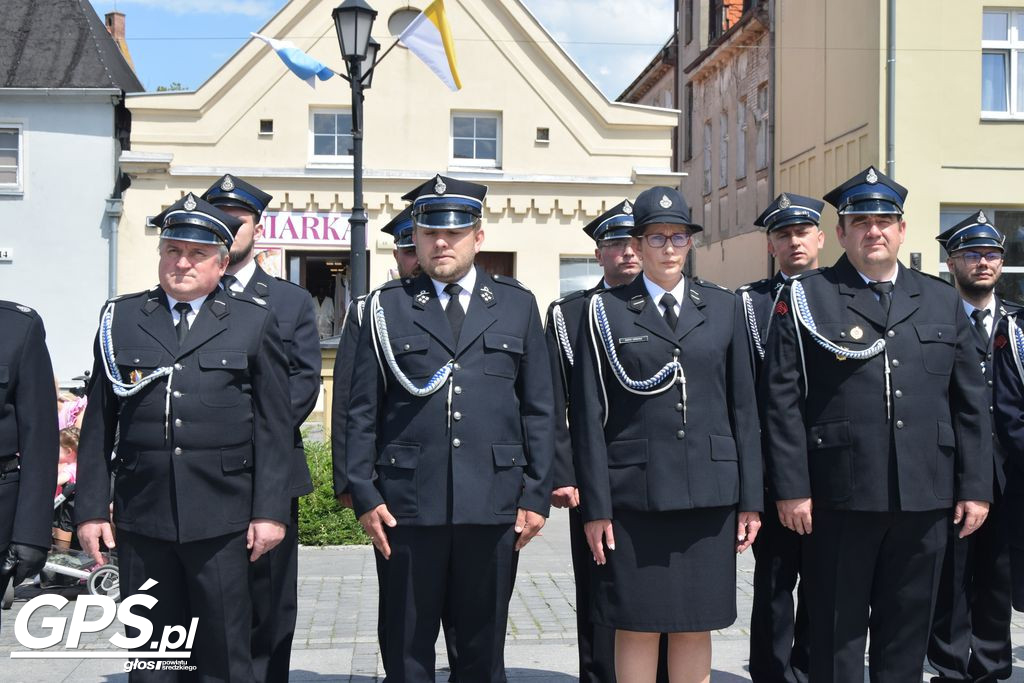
{"left": 774, "top": 300, "right": 789, "bottom": 316}
{"left": 995, "top": 334, "right": 1008, "bottom": 350}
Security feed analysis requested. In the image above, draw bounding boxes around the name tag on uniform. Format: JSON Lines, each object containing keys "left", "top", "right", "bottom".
{"left": 618, "top": 335, "right": 649, "bottom": 344}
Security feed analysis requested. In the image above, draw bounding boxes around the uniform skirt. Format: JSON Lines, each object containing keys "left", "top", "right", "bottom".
{"left": 590, "top": 506, "right": 737, "bottom": 632}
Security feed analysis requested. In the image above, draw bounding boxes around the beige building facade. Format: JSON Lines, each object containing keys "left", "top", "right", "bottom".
{"left": 116, "top": 0, "right": 680, "bottom": 333}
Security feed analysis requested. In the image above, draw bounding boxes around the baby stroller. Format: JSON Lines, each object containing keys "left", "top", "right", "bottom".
{"left": 1, "top": 482, "right": 119, "bottom": 609}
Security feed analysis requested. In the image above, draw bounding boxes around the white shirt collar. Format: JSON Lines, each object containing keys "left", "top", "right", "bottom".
{"left": 855, "top": 267, "right": 899, "bottom": 287}
{"left": 642, "top": 273, "right": 687, "bottom": 309}
{"left": 165, "top": 292, "right": 206, "bottom": 320}
{"left": 432, "top": 267, "right": 477, "bottom": 308}
{"left": 962, "top": 295, "right": 996, "bottom": 320}
{"left": 230, "top": 259, "right": 258, "bottom": 290}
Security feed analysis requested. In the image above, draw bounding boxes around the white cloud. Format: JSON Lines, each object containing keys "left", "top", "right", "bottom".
{"left": 106, "top": 0, "right": 277, "bottom": 17}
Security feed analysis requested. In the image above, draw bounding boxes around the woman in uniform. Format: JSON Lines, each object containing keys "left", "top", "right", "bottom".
{"left": 570, "top": 186, "right": 762, "bottom": 682}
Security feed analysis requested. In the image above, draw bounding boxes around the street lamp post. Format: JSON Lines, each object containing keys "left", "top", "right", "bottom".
{"left": 333, "top": 0, "right": 378, "bottom": 299}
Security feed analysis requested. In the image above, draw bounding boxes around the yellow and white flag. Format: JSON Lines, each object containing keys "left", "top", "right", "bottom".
{"left": 399, "top": 0, "right": 462, "bottom": 91}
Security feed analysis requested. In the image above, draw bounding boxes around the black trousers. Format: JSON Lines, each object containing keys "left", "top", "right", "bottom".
{"left": 749, "top": 501, "right": 809, "bottom": 683}
{"left": 249, "top": 497, "right": 300, "bottom": 683}
{"left": 118, "top": 529, "right": 253, "bottom": 682}
{"left": 805, "top": 509, "right": 947, "bottom": 683}
{"left": 928, "top": 490, "right": 1012, "bottom": 682}
{"left": 378, "top": 524, "right": 517, "bottom": 683}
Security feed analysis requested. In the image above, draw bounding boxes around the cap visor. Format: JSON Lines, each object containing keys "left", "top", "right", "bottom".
{"left": 413, "top": 211, "right": 479, "bottom": 229}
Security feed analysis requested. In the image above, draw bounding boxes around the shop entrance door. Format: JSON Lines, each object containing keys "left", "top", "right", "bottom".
{"left": 287, "top": 250, "right": 350, "bottom": 339}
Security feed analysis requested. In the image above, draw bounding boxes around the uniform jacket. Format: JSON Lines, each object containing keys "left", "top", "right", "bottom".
{"left": 241, "top": 265, "right": 320, "bottom": 497}
{"left": 544, "top": 281, "right": 603, "bottom": 490}
{"left": 762, "top": 255, "right": 992, "bottom": 512}
{"left": 331, "top": 295, "right": 365, "bottom": 496}
{"left": 0, "top": 302, "right": 59, "bottom": 550}
{"left": 75, "top": 287, "right": 293, "bottom": 543}
{"left": 737, "top": 272, "right": 786, "bottom": 381}
{"left": 973, "top": 297, "right": 1019, "bottom": 495}
{"left": 991, "top": 310, "right": 1024, "bottom": 548}
{"left": 569, "top": 276, "right": 763, "bottom": 522}
{"left": 346, "top": 267, "right": 556, "bottom": 526}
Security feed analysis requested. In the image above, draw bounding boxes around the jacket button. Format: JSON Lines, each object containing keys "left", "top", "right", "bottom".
{"left": 454, "top": 386, "right": 462, "bottom": 394}
{"left": 990, "top": 406, "right": 995, "bottom": 413}
{"left": 174, "top": 418, "right": 182, "bottom": 427}
{"left": 988, "top": 380, "right": 993, "bottom": 387}
{"left": 896, "top": 420, "right": 904, "bottom": 429}
{"left": 390, "top": 457, "right": 396, "bottom": 464}
{"left": 887, "top": 330, "right": 895, "bottom": 338}
{"left": 816, "top": 437, "right": 823, "bottom": 445}
{"left": 673, "top": 348, "right": 681, "bottom": 356}
{"left": 404, "top": 344, "right": 410, "bottom": 351}
{"left": 133, "top": 357, "right": 140, "bottom": 363}
{"left": 891, "top": 359, "right": 900, "bottom": 367}
{"left": 894, "top": 389, "right": 903, "bottom": 398}
{"left": 502, "top": 343, "right": 509, "bottom": 349}
{"left": 174, "top": 447, "right": 182, "bottom": 455}
{"left": 221, "top": 359, "right": 228, "bottom": 365}
{"left": 988, "top": 353, "right": 993, "bottom": 360}
{"left": 452, "top": 438, "right": 461, "bottom": 448}
{"left": 840, "top": 331, "right": 846, "bottom": 338}
{"left": 174, "top": 363, "right": 183, "bottom": 370}
{"left": 453, "top": 411, "right": 462, "bottom": 421}
{"left": 937, "top": 331, "right": 942, "bottom": 338}
{"left": 173, "top": 390, "right": 182, "bottom": 398}
{"left": 676, "top": 430, "right": 685, "bottom": 439}
{"left": 675, "top": 403, "right": 683, "bottom": 412}
{"left": 454, "top": 363, "right": 461, "bottom": 371}
{"left": 511, "top": 457, "right": 517, "bottom": 464}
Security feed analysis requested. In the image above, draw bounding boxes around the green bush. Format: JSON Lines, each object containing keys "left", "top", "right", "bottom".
{"left": 298, "top": 439, "right": 370, "bottom": 545}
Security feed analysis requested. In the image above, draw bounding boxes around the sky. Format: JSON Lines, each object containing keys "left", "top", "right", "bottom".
{"left": 90, "top": 0, "right": 675, "bottom": 99}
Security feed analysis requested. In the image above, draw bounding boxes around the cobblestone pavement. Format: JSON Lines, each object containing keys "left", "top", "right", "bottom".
{"left": 2, "top": 508, "right": 1024, "bottom": 681}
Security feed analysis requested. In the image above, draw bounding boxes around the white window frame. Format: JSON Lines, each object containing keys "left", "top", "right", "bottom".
{"left": 736, "top": 100, "right": 748, "bottom": 180}
{"left": 755, "top": 84, "right": 769, "bottom": 171}
{"left": 702, "top": 121, "right": 713, "bottom": 195}
{"left": 0, "top": 123, "right": 24, "bottom": 195}
{"left": 450, "top": 112, "right": 502, "bottom": 169}
{"left": 981, "top": 8, "right": 1024, "bottom": 119}
{"left": 559, "top": 256, "right": 601, "bottom": 296}
{"left": 308, "top": 109, "right": 354, "bottom": 167}
{"left": 718, "top": 111, "right": 729, "bottom": 188}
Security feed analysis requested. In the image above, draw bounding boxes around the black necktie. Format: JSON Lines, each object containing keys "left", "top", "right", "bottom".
{"left": 661, "top": 293, "right": 678, "bottom": 331}
{"left": 444, "top": 283, "right": 465, "bottom": 341}
{"left": 173, "top": 302, "right": 192, "bottom": 346}
{"left": 971, "top": 308, "right": 991, "bottom": 344}
{"left": 868, "top": 281, "right": 894, "bottom": 317}
{"left": 222, "top": 274, "right": 240, "bottom": 292}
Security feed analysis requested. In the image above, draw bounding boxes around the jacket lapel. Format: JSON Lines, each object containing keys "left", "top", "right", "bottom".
{"left": 409, "top": 273, "right": 456, "bottom": 354}
{"left": 177, "top": 292, "right": 229, "bottom": 358}
{"left": 455, "top": 267, "right": 497, "bottom": 357}
{"left": 138, "top": 289, "right": 179, "bottom": 355}
{"left": 628, "top": 279, "right": 679, "bottom": 346}
{"left": 886, "top": 263, "right": 920, "bottom": 328}
{"left": 243, "top": 265, "right": 273, "bottom": 300}
{"left": 676, "top": 280, "right": 706, "bottom": 341}
{"left": 834, "top": 255, "right": 888, "bottom": 329}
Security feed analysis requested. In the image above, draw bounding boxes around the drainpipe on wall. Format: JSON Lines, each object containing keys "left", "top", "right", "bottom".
{"left": 767, "top": 0, "right": 777, "bottom": 279}
{"left": 105, "top": 197, "right": 123, "bottom": 298}
{"left": 885, "top": 0, "right": 896, "bottom": 178}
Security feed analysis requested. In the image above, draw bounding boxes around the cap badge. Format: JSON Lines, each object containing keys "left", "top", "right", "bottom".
{"left": 480, "top": 286, "right": 495, "bottom": 303}
{"left": 435, "top": 177, "right": 447, "bottom": 195}
{"left": 866, "top": 168, "right": 879, "bottom": 184}
{"left": 850, "top": 326, "right": 864, "bottom": 340}
{"left": 183, "top": 194, "right": 197, "bottom": 211}
{"left": 978, "top": 210, "right": 988, "bottom": 224}
{"left": 221, "top": 176, "right": 235, "bottom": 192}
{"left": 779, "top": 194, "right": 791, "bottom": 210}
{"left": 129, "top": 369, "right": 143, "bottom": 385}
{"left": 415, "top": 290, "right": 430, "bottom": 306}
{"left": 623, "top": 201, "right": 633, "bottom": 215}
{"left": 659, "top": 195, "right": 673, "bottom": 209}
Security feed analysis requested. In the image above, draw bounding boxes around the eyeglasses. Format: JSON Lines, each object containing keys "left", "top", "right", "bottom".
{"left": 643, "top": 233, "right": 691, "bottom": 249}
{"left": 955, "top": 251, "right": 1004, "bottom": 265}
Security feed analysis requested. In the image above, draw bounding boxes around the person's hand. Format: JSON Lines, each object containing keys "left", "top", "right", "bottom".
{"left": 514, "top": 509, "right": 546, "bottom": 551}
{"left": 777, "top": 498, "right": 813, "bottom": 535}
{"left": 359, "top": 504, "right": 397, "bottom": 559}
{"left": 550, "top": 486, "right": 579, "bottom": 509}
{"left": 0, "top": 543, "right": 49, "bottom": 585}
{"left": 954, "top": 500, "right": 990, "bottom": 539}
{"left": 736, "top": 511, "right": 761, "bottom": 553}
{"left": 77, "top": 520, "right": 115, "bottom": 566}
{"left": 247, "top": 519, "right": 286, "bottom": 562}
{"left": 336, "top": 493, "right": 353, "bottom": 509}
{"left": 584, "top": 519, "right": 615, "bottom": 565}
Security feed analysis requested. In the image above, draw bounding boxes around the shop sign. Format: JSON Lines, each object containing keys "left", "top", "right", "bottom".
{"left": 260, "top": 212, "right": 351, "bottom": 247}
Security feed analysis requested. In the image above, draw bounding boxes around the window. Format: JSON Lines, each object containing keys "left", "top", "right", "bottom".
{"left": 702, "top": 121, "right": 712, "bottom": 195}
{"left": 981, "top": 9, "right": 1024, "bottom": 117}
{"left": 683, "top": 84, "right": 694, "bottom": 161}
{"left": 310, "top": 111, "right": 353, "bottom": 161}
{"left": 535, "top": 127, "right": 550, "bottom": 143}
{"left": 0, "top": 126, "right": 21, "bottom": 192}
{"left": 755, "top": 84, "right": 769, "bottom": 170}
{"left": 938, "top": 207, "right": 1024, "bottom": 299}
{"left": 451, "top": 113, "right": 500, "bottom": 167}
{"left": 718, "top": 111, "right": 729, "bottom": 188}
{"left": 736, "top": 100, "right": 748, "bottom": 180}
{"left": 559, "top": 257, "right": 601, "bottom": 295}
{"left": 684, "top": 0, "right": 694, "bottom": 45}
{"left": 259, "top": 119, "right": 274, "bottom": 135}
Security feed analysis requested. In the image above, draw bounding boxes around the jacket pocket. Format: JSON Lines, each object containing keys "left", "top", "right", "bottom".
{"left": 376, "top": 442, "right": 419, "bottom": 515}
{"left": 116, "top": 349, "right": 165, "bottom": 405}
{"left": 709, "top": 434, "right": 738, "bottom": 461}
{"left": 389, "top": 334, "right": 435, "bottom": 379}
{"left": 607, "top": 439, "right": 649, "bottom": 466}
{"left": 806, "top": 419, "right": 853, "bottom": 502}
{"left": 483, "top": 333, "right": 524, "bottom": 379}
{"left": 492, "top": 443, "right": 526, "bottom": 514}
{"left": 606, "top": 439, "right": 648, "bottom": 510}
{"left": 198, "top": 351, "right": 248, "bottom": 407}
{"left": 915, "top": 323, "right": 956, "bottom": 375}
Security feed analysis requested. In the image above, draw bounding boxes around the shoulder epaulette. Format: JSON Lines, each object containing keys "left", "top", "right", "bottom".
{"left": 107, "top": 289, "right": 149, "bottom": 304}
{"left": 915, "top": 269, "right": 954, "bottom": 287}
{"left": 271, "top": 276, "right": 310, "bottom": 294}
{"left": 693, "top": 277, "right": 734, "bottom": 294}
{"left": 490, "top": 273, "right": 530, "bottom": 291}
{"left": 1002, "top": 299, "right": 1024, "bottom": 312}
{"left": 553, "top": 289, "right": 587, "bottom": 306}
{"left": 790, "top": 267, "right": 823, "bottom": 282}
{"left": 380, "top": 278, "right": 408, "bottom": 291}
{"left": 736, "top": 278, "right": 771, "bottom": 293}
{"left": 0, "top": 300, "right": 38, "bottom": 316}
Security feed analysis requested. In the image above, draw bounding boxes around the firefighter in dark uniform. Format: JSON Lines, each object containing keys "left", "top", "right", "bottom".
{"left": 0, "top": 302, "right": 59, "bottom": 618}
{"left": 740, "top": 193, "right": 825, "bottom": 683}
{"left": 346, "top": 174, "right": 555, "bottom": 683}
{"left": 570, "top": 186, "right": 762, "bottom": 682}
{"left": 75, "top": 193, "right": 293, "bottom": 681}
{"left": 929, "top": 213, "right": 1016, "bottom": 681}
{"left": 200, "top": 174, "right": 321, "bottom": 682}
{"left": 331, "top": 204, "right": 461, "bottom": 680}
{"left": 545, "top": 199, "right": 642, "bottom": 683}
{"left": 761, "top": 167, "right": 992, "bottom": 683}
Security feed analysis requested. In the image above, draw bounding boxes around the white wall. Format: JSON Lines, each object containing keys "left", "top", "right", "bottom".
{"left": 0, "top": 92, "right": 117, "bottom": 382}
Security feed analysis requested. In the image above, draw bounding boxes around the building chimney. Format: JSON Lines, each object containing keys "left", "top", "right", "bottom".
{"left": 104, "top": 11, "right": 136, "bottom": 70}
